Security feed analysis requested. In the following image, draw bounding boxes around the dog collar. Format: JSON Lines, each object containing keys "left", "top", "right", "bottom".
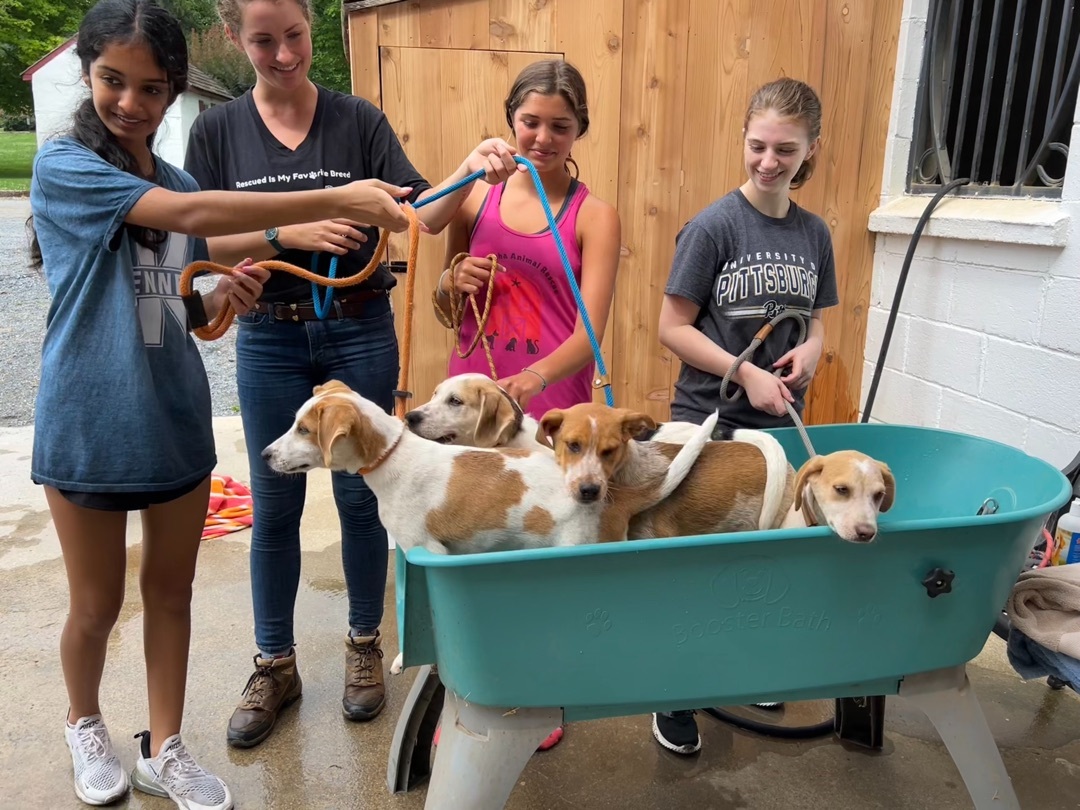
{"left": 358, "top": 427, "right": 404, "bottom": 475}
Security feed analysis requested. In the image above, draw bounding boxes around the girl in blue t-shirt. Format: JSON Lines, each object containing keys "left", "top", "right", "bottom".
{"left": 28, "top": 2, "right": 416, "bottom": 808}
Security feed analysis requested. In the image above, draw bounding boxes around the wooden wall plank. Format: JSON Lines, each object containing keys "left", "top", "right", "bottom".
{"left": 678, "top": 0, "right": 750, "bottom": 247}
{"left": 801, "top": 0, "right": 875, "bottom": 425}
{"left": 347, "top": 10, "right": 382, "bottom": 105}
{"left": 377, "top": 0, "right": 422, "bottom": 46}
{"left": 489, "top": 0, "right": 557, "bottom": 51}
{"left": 613, "top": 0, "right": 691, "bottom": 419}
{"left": 554, "top": 0, "right": 623, "bottom": 401}
{"left": 417, "top": 0, "right": 491, "bottom": 48}
{"left": 805, "top": 0, "right": 902, "bottom": 424}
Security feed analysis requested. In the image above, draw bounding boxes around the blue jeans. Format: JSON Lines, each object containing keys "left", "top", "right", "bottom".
{"left": 236, "top": 296, "right": 397, "bottom": 656}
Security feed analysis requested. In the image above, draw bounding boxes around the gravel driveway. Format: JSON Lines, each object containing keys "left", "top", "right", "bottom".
{"left": 0, "top": 197, "right": 240, "bottom": 427}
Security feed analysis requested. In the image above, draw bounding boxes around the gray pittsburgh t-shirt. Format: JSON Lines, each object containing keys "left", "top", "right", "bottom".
{"left": 665, "top": 189, "right": 839, "bottom": 429}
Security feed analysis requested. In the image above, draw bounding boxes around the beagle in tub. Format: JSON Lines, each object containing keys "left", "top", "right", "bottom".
{"left": 780, "top": 451, "right": 896, "bottom": 543}
{"left": 403, "top": 373, "right": 548, "bottom": 453}
{"left": 539, "top": 403, "right": 797, "bottom": 539}
{"left": 261, "top": 381, "right": 719, "bottom": 555}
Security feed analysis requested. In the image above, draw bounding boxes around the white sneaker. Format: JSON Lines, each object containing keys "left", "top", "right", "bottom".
{"left": 65, "top": 714, "right": 129, "bottom": 805}
{"left": 130, "top": 731, "right": 233, "bottom": 810}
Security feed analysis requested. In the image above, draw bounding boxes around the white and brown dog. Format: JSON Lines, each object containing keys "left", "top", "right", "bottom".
{"left": 781, "top": 451, "right": 896, "bottom": 542}
{"left": 539, "top": 403, "right": 795, "bottom": 539}
{"left": 262, "top": 381, "right": 718, "bottom": 555}
{"left": 403, "top": 373, "right": 547, "bottom": 452}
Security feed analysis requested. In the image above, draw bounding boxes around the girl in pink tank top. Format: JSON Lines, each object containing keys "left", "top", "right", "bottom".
{"left": 436, "top": 60, "right": 621, "bottom": 420}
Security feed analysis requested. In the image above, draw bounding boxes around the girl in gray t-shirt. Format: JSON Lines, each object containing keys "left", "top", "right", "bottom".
{"left": 652, "top": 78, "right": 840, "bottom": 755}
{"left": 659, "top": 79, "right": 839, "bottom": 433}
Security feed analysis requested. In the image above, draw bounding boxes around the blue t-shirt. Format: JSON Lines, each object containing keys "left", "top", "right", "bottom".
{"left": 29, "top": 138, "right": 216, "bottom": 492}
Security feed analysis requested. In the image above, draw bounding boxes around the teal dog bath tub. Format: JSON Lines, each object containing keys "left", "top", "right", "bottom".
{"left": 390, "top": 423, "right": 1070, "bottom": 809}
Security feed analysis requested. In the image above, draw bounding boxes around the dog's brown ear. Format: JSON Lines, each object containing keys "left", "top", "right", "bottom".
{"left": 877, "top": 462, "right": 896, "bottom": 513}
{"left": 793, "top": 456, "right": 826, "bottom": 512}
{"left": 474, "top": 390, "right": 516, "bottom": 448}
{"left": 620, "top": 410, "right": 658, "bottom": 441}
{"left": 314, "top": 380, "right": 351, "bottom": 397}
{"left": 537, "top": 409, "right": 565, "bottom": 448}
{"left": 317, "top": 401, "right": 354, "bottom": 467}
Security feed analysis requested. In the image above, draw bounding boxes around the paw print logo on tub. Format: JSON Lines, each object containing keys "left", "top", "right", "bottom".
{"left": 585, "top": 609, "right": 612, "bottom": 637}
{"left": 857, "top": 605, "right": 882, "bottom": 628}
{"left": 710, "top": 556, "right": 790, "bottom": 609}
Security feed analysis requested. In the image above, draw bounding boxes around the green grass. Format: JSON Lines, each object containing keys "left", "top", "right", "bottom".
{"left": 0, "top": 131, "right": 36, "bottom": 193}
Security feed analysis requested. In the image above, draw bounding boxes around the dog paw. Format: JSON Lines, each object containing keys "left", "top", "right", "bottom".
{"left": 390, "top": 651, "right": 404, "bottom": 675}
{"left": 585, "top": 609, "right": 612, "bottom": 637}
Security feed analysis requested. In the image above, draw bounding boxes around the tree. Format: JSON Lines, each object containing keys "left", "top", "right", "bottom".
{"left": 159, "top": 0, "right": 218, "bottom": 33}
{"left": 308, "top": 0, "right": 350, "bottom": 94}
{"left": 0, "top": 0, "right": 94, "bottom": 119}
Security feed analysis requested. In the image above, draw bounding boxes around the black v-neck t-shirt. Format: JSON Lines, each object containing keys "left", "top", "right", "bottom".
{"left": 184, "top": 85, "right": 431, "bottom": 302}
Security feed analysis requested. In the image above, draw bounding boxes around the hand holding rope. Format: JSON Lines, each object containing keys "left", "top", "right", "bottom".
{"left": 431, "top": 252, "right": 500, "bottom": 381}
{"left": 721, "top": 308, "right": 818, "bottom": 458}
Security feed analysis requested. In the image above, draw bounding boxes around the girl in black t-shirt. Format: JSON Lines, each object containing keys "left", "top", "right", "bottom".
{"left": 184, "top": 0, "right": 522, "bottom": 751}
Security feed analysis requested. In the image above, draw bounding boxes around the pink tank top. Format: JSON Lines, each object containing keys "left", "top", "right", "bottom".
{"left": 447, "top": 180, "right": 594, "bottom": 418}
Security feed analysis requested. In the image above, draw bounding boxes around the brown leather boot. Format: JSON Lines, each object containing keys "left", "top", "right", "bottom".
{"left": 227, "top": 651, "right": 302, "bottom": 748}
{"left": 342, "top": 632, "right": 386, "bottom": 721}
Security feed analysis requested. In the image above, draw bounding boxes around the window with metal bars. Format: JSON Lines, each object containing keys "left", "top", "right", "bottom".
{"left": 908, "top": 0, "right": 1080, "bottom": 197}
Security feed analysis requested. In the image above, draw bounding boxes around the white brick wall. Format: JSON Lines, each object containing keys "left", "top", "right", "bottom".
{"left": 863, "top": 0, "right": 1080, "bottom": 470}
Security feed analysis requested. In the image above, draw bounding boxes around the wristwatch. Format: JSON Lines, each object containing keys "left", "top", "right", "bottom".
{"left": 264, "top": 227, "right": 285, "bottom": 253}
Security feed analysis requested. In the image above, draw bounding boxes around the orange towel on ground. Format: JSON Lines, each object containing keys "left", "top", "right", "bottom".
{"left": 203, "top": 474, "right": 253, "bottom": 541}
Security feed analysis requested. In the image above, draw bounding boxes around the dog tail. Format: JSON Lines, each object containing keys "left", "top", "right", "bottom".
{"left": 657, "top": 410, "right": 719, "bottom": 501}
{"left": 732, "top": 428, "right": 791, "bottom": 530}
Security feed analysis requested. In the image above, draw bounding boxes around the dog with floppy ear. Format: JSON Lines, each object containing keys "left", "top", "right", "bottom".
{"left": 404, "top": 373, "right": 548, "bottom": 452}
{"left": 537, "top": 406, "right": 658, "bottom": 503}
{"left": 783, "top": 450, "right": 896, "bottom": 543}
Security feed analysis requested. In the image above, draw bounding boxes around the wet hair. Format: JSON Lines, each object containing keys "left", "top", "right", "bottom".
{"left": 28, "top": 0, "right": 189, "bottom": 268}
{"left": 504, "top": 60, "right": 589, "bottom": 178}
{"left": 743, "top": 77, "right": 823, "bottom": 189}
{"left": 217, "top": 0, "right": 311, "bottom": 35}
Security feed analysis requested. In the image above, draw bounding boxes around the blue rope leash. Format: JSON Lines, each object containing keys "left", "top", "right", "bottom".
{"left": 310, "top": 156, "right": 613, "bottom": 406}
{"left": 310, "top": 169, "right": 483, "bottom": 319}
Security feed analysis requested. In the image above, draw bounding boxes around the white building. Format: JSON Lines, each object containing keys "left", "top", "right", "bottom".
{"left": 865, "top": 0, "right": 1079, "bottom": 470}
{"left": 21, "top": 37, "right": 233, "bottom": 170}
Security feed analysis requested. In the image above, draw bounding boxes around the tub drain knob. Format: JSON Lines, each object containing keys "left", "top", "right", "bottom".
{"left": 922, "top": 567, "right": 955, "bottom": 598}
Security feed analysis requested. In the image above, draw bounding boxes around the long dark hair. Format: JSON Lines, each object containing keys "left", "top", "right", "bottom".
{"left": 27, "top": 0, "right": 189, "bottom": 269}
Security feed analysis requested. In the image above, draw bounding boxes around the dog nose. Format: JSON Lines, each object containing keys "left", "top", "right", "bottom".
{"left": 261, "top": 447, "right": 273, "bottom": 461}
{"left": 404, "top": 411, "right": 422, "bottom": 426}
{"left": 855, "top": 524, "right": 877, "bottom": 542}
{"left": 578, "top": 483, "right": 601, "bottom": 502}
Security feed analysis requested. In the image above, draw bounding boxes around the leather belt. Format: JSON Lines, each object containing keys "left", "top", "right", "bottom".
{"left": 252, "top": 290, "right": 389, "bottom": 322}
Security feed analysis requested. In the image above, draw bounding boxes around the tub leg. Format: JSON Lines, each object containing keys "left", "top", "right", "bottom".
{"left": 423, "top": 688, "right": 563, "bottom": 810}
{"left": 899, "top": 666, "right": 1019, "bottom": 810}
{"left": 387, "top": 665, "right": 445, "bottom": 794}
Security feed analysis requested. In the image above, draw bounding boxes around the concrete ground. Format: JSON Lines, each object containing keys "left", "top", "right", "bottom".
{"left": 3, "top": 417, "right": 1080, "bottom": 810}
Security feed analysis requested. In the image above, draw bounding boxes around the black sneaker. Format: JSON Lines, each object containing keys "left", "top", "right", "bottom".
{"left": 651, "top": 711, "right": 701, "bottom": 754}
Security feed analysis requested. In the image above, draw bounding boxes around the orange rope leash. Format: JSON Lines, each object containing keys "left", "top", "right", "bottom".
{"left": 431, "top": 252, "right": 499, "bottom": 381}
{"left": 179, "top": 204, "right": 422, "bottom": 417}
